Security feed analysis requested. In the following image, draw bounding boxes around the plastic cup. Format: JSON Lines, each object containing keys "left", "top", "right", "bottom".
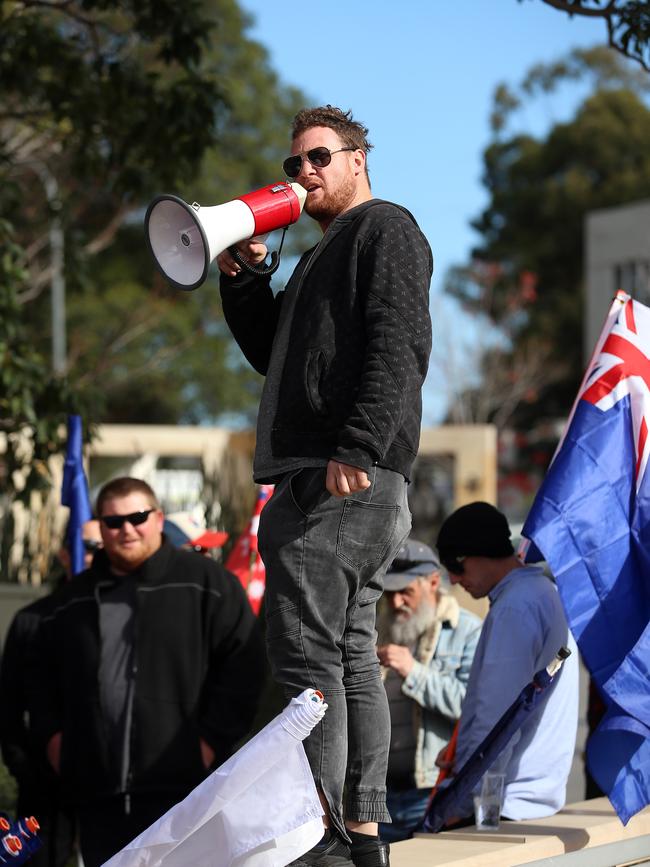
{"left": 473, "top": 772, "right": 505, "bottom": 831}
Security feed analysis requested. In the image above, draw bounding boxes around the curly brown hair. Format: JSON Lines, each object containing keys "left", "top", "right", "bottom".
{"left": 291, "top": 105, "right": 373, "bottom": 177}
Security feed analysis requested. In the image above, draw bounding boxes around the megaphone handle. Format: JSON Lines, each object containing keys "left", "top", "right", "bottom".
{"left": 229, "top": 246, "right": 280, "bottom": 277}
{"left": 228, "top": 227, "right": 287, "bottom": 277}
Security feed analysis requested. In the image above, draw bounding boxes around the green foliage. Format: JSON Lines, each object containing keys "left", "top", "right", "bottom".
{"left": 0, "top": 220, "right": 94, "bottom": 501}
{"left": 0, "top": 0, "right": 314, "bottom": 583}
{"left": 67, "top": 258, "right": 264, "bottom": 423}
{"left": 1, "top": 0, "right": 313, "bottom": 428}
{"left": 0, "top": 1, "right": 221, "bottom": 194}
{"left": 447, "top": 48, "right": 650, "bottom": 427}
{"left": 490, "top": 45, "right": 650, "bottom": 133}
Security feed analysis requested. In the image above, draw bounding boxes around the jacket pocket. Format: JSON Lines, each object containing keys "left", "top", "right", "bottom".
{"left": 305, "top": 348, "right": 330, "bottom": 417}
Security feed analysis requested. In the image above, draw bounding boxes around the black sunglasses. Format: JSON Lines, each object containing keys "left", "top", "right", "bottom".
{"left": 283, "top": 146, "right": 356, "bottom": 179}
{"left": 83, "top": 539, "right": 103, "bottom": 553}
{"left": 440, "top": 555, "right": 466, "bottom": 576}
{"left": 100, "top": 509, "right": 155, "bottom": 530}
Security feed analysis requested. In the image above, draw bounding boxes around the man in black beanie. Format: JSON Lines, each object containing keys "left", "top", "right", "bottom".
{"left": 434, "top": 502, "right": 579, "bottom": 824}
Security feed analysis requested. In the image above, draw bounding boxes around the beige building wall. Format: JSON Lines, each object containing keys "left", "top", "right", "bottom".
{"left": 88, "top": 424, "right": 253, "bottom": 474}
{"left": 89, "top": 422, "right": 497, "bottom": 514}
{"left": 585, "top": 199, "right": 650, "bottom": 362}
{"left": 418, "top": 425, "right": 497, "bottom": 619}
{"left": 0, "top": 426, "right": 257, "bottom": 586}
{"left": 419, "top": 425, "right": 497, "bottom": 508}
{"left": 1, "top": 422, "right": 496, "bottom": 601}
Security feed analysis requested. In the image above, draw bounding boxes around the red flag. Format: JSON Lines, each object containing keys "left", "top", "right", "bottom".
{"left": 225, "top": 485, "right": 274, "bottom": 615}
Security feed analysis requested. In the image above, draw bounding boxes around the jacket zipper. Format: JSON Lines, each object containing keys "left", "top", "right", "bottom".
{"left": 121, "top": 584, "right": 138, "bottom": 815}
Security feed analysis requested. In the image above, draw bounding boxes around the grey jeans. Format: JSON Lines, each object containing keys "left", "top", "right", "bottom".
{"left": 258, "top": 465, "right": 411, "bottom": 839}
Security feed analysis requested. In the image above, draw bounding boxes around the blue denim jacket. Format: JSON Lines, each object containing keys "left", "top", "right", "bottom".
{"left": 391, "top": 593, "right": 482, "bottom": 787}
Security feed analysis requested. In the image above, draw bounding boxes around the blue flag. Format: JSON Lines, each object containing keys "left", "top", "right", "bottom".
{"left": 522, "top": 291, "right": 650, "bottom": 824}
{"left": 61, "top": 414, "right": 93, "bottom": 576}
{"left": 423, "top": 651, "right": 570, "bottom": 832}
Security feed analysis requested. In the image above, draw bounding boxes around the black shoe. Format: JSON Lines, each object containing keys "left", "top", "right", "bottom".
{"left": 291, "top": 831, "right": 353, "bottom": 867}
{"left": 350, "top": 838, "right": 390, "bottom": 867}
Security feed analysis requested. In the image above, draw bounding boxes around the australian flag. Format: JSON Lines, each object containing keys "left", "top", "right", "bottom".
{"left": 522, "top": 291, "right": 650, "bottom": 824}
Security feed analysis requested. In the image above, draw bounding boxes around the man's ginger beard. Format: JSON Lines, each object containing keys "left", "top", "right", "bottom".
{"left": 377, "top": 600, "right": 438, "bottom": 647}
{"left": 305, "top": 172, "right": 358, "bottom": 224}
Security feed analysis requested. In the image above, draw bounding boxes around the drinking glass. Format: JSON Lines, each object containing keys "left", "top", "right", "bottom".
{"left": 473, "top": 772, "right": 505, "bottom": 831}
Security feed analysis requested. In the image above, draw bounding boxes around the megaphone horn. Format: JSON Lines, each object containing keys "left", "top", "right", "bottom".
{"left": 144, "top": 181, "right": 307, "bottom": 291}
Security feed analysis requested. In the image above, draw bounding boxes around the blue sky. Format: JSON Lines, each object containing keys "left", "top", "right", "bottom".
{"left": 237, "top": 0, "right": 606, "bottom": 421}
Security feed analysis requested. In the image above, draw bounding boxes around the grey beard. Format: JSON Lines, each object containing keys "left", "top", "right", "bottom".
{"left": 377, "top": 600, "right": 438, "bottom": 647}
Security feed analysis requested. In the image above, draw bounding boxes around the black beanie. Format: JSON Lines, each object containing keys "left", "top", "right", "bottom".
{"left": 437, "top": 501, "right": 514, "bottom": 561}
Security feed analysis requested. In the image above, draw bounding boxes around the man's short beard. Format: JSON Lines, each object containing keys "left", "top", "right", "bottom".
{"left": 377, "top": 600, "right": 438, "bottom": 647}
{"left": 305, "top": 174, "right": 357, "bottom": 223}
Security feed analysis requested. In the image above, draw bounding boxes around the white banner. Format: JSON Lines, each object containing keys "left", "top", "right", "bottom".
{"left": 102, "top": 690, "right": 326, "bottom": 867}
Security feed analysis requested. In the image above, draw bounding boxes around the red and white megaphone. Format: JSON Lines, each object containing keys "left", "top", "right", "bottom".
{"left": 145, "top": 181, "right": 307, "bottom": 291}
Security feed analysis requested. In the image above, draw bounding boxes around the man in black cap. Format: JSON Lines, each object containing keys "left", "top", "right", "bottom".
{"left": 435, "top": 502, "right": 579, "bottom": 824}
{"left": 376, "top": 539, "right": 481, "bottom": 841}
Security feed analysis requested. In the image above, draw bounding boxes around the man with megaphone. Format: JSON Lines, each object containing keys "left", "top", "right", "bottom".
{"left": 218, "top": 105, "right": 433, "bottom": 867}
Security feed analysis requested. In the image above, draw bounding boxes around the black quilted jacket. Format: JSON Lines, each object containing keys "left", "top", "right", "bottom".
{"left": 220, "top": 199, "right": 433, "bottom": 480}
{"left": 29, "top": 542, "right": 265, "bottom": 804}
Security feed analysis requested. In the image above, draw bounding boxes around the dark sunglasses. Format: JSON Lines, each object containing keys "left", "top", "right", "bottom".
{"left": 83, "top": 539, "right": 103, "bottom": 553}
{"left": 100, "top": 509, "right": 154, "bottom": 530}
{"left": 283, "top": 146, "right": 356, "bottom": 179}
{"left": 440, "top": 555, "right": 466, "bottom": 576}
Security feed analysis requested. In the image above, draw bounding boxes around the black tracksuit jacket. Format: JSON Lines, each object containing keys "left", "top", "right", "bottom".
{"left": 220, "top": 199, "right": 433, "bottom": 481}
{"left": 30, "top": 541, "right": 265, "bottom": 805}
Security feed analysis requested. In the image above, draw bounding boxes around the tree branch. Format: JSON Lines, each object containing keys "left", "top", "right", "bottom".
{"left": 83, "top": 205, "right": 131, "bottom": 256}
{"left": 74, "top": 333, "right": 192, "bottom": 389}
{"left": 539, "top": 0, "right": 617, "bottom": 19}
{"left": 17, "top": 271, "right": 50, "bottom": 304}
{"left": 538, "top": 0, "right": 650, "bottom": 72}
{"left": 13, "top": 0, "right": 108, "bottom": 31}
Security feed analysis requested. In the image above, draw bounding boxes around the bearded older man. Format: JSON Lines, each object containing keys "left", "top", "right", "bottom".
{"left": 376, "top": 539, "right": 481, "bottom": 842}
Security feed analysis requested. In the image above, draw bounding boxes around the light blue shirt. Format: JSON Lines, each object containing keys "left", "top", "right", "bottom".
{"left": 453, "top": 565, "right": 579, "bottom": 820}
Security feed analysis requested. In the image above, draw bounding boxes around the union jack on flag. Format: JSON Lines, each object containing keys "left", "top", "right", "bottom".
{"left": 522, "top": 289, "right": 650, "bottom": 825}
{"left": 580, "top": 291, "right": 650, "bottom": 486}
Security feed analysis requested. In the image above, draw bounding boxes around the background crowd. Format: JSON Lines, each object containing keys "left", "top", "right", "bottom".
{"left": 0, "top": 481, "right": 582, "bottom": 866}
